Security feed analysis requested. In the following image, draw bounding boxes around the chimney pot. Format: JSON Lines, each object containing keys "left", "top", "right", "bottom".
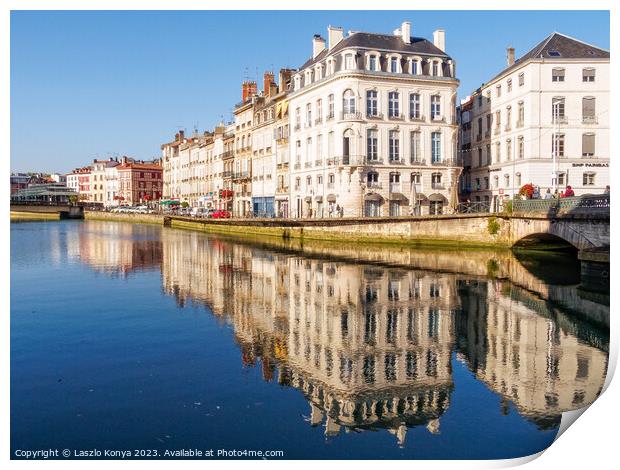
{"left": 312, "top": 34, "right": 326, "bottom": 59}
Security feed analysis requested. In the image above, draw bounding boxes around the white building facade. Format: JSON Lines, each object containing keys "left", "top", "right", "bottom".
{"left": 463, "top": 33, "right": 609, "bottom": 211}
{"left": 288, "top": 22, "right": 460, "bottom": 218}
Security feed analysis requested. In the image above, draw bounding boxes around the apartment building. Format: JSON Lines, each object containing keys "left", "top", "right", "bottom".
{"left": 288, "top": 22, "right": 460, "bottom": 217}
{"left": 462, "top": 32, "right": 609, "bottom": 211}
{"left": 116, "top": 158, "right": 163, "bottom": 206}
{"left": 91, "top": 158, "right": 120, "bottom": 205}
{"left": 232, "top": 82, "right": 257, "bottom": 217}
{"left": 66, "top": 166, "right": 91, "bottom": 201}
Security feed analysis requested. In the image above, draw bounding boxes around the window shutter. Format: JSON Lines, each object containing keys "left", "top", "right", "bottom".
{"left": 582, "top": 97, "right": 596, "bottom": 118}
{"left": 582, "top": 133, "right": 595, "bottom": 156}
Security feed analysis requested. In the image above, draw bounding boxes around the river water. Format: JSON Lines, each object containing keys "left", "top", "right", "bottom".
{"left": 10, "top": 220, "right": 609, "bottom": 459}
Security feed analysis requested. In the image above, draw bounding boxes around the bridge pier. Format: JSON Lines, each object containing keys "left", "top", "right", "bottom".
{"left": 578, "top": 249, "right": 609, "bottom": 293}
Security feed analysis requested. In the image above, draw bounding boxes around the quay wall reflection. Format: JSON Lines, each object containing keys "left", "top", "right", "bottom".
{"left": 74, "top": 221, "right": 609, "bottom": 446}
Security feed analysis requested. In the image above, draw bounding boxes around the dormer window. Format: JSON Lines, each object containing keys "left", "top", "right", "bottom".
{"left": 368, "top": 54, "right": 378, "bottom": 71}
{"left": 410, "top": 59, "right": 419, "bottom": 75}
{"left": 315, "top": 64, "right": 323, "bottom": 81}
{"left": 344, "top": 53, "right": 355, "bottom": 70}
{"left": 294, "top": 75, "right": 301, "bottom": 91}
{"left": 390, "top": 57, "right": 399, "bottom": 73}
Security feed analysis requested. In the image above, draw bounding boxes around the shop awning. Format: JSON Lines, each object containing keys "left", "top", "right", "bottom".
{"left": 389, "top": 192, "right": 409, "bottom": 202}
{"left": 304, "top": 196, "right": 312, "bottom": 202}
{"left": 429, "top": 193, "right": 448, "bottom": 202}
{"left": 315, "top": 195, "right": 323, "bottom": 202}
{"left": 364, "top": 192, "right": 383, "bottom": 202}
{"left": 326, "top": 194, "right": 337, "bottom": 202}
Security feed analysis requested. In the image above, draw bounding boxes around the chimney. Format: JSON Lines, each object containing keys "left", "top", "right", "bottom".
{"left": 433, "top": 29, "right": 446, "bottom": 51}
{"left": 312, "top": 34, "right": 326, "bottom": 59}
{"left": 327, "top": 25, "right": 344, "bottom": 50}
{"left": 178, "top": 130, "right": 185, "bottom": 141}
{"left": 401, "top": 21, "right": 411, "bottom": 44}
{"left": 507, "top": 47, "right": 515, "bottom": 66}
{"left": 241, "top": 81, "right": 257, "bottom": 102}
{"left": 263, "top": 72, "right": 275, "bottom": 97}
{"left": 278, "top": 68, "right": 293, "bottom": 93}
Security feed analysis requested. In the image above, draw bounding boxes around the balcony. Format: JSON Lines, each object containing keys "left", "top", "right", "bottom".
{"left": 366, "top": 112, "right": 384, "bottom": 120}
{"left": 315, "top": 159, "right": 323, "bottom": 166}
{"left": 583, "top": 116, "right": 598, "bottom": 124}
{"left": 484, "top": 131, "right": 491, "bottom": 138}
{"left": 294, "top": 124, "right": 301, "bottom": 131}
{"left": 388, "top": 158, "right": 405, "bottom": 165}
{"left": 314, "top": 117, "right": 323, "bottom": 125}
{"left": 516, "top": 120, "right": 524, "bottom": 128}
{"left": 431, "top": 115, "right": 445, "bottom": 122}
{"left": 293, "top": 163, "right": 301, "bottom": 170}
{"left": 389, "top": 183, "right": 401, "bottom": 193}
{"left": 232, "top": 171, "right": 251, "bottom": 180}
{"left": 340, "top": 111, "right": 363, "bottom": 121}
{"left": 222, "top": 171, "right": 233, "bottom": 178}
{"left": 431, "top": 182, "right": 445, "bottom": 190}
{"left": 552, "top": 116, "right": 568, "bottom": 125}
{"left": 367, "top": 182, "right": 383, "bottom": 190}
{"left": 410, "top": 158, "right": 426, "bottom": 165}
{"left": 366, "top": 157, "right": 383, "bottom": 165}
{"left": 476, "top": 134, "right": 482, "bottom": 142}
{"left": 276, "top": 186, "right": 289, "bottom": 194}
{"left": 222, "top": 151, "right": 234, "bottom": 159}
{"left": 304, "top": 162, "right": 312, "bottom": 168}
{"left": 409, "top": 114, "right": 425, "bottom": 122}
{"left": 326, "top": 113, "right": 335, "bottom": 121}
{"left": 387, "top": 113, "right": 405, "bottom": 121}
{"left": 504, "top": 124, "right": 511, "bottom": 132}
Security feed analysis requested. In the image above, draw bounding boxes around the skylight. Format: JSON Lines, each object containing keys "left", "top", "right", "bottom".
{"left": 548, "top": 50, "right": 561, "bottom": 57}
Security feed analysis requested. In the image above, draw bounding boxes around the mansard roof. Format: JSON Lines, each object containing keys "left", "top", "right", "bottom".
{"left": 299, "top": 32, "right": 451, "bottom": 71}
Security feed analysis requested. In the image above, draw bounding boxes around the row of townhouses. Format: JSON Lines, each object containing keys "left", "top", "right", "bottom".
{"left": 65, "top": 156, "right": 163, "bottom": 206}
{"left": 160, "top": 22, "right": 609, "bottom": 217}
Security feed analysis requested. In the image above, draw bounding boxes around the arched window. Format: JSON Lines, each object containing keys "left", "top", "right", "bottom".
{"left": 343, "top": 89, "right": 356, "bottom": 116}
{"left": 342, "top": 128, "right": 355, "bottom": 164}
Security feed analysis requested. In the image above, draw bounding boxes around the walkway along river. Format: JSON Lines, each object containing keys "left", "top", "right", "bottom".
{"left": 10, "top": 220, "right": 609, "bottom": 459}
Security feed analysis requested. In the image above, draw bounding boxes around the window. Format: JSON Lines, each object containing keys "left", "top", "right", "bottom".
{"left": 368, "top": 55, "right": 377, "bottom": 71}
{"left": 552, "top": 133, "right": 565, "bottom": 157}
{"left": 411, "top": 172, "right": 421, "bottom": 184}
{"left": 328, "top": 94, "right": 334, "bottom": 118}
{"left": 496, "top": 85, "right": 501, "bottom": 97}
{"left": 583, "top": 68, "right": 596, "bottom": 82}
{"left": 317, "top": 175, "right": 323, "bottom": 185}
{"left": 344, "top": 53, "right": 355, "bottom": 70}
{"left": 432, "top": 61, "right": 439, "bottom": 76}
{"left": 411, "top": 60, "right": 418, "bottom": 75}
{"left": 431, "top": 95, "right": 441, "bottom": 120}
{"left": 583, "top": 172, "right": 595, "bottom": 186}
{"left": 496, "top": 141, "right": 501, "bottom": 163}
{"left": 343, "top": 89, "right": 356, "bottom": 115}
{"left": 518, "top": 72, "right": 525, "bottom": 86}
{"left": 410, "top": 131, "right": 421, "bottom": 163}
{"left": 506, "top": 139, "right": 512, "bottom": 161}
{"left": 582, "top": 133, "right": 595, "bottom": 157}
{"left": 409, "top": 93, "right": 420, "bottom": 119}
{"left": 389, "top": 131, "right": 400, "bottom": 161}
{"left": 295, "top": 107, "right": 301, "bottom": 128}
{"left": 306, "top": 103, "right": 312, "bottom": 126}
{"left": 431, "top": 172, "right": 442, "bottom": 188}
{"left": 317, "top": 134, "right": 323, "bottom": 160}
{"left": 389, "top": 173, "right": 401, "bottom": 193}
{"left": 367, "top": 129, "right": 378, "bottom": 161}
{"left": 505, "top": 106, "right": 512, "bottom": 129}
{"left": 477, "top": 148, "right": 483, "bottom": 167}
{"left": 431, "top": 132, "right": 441, "bottom": 163}
{"left": 518, "top": 136, "right": 524, "bottom": 159}
{"left": 552, "top": 97, "right": 565, "bottom": 122}
{"left": 295, "top": 177, "right": 301, "bottom": 190}
{"left": 486, "top": 113, "right": 492, "bottom": 132}
{"left": 388, "top": 91, "right": 400, "bottom": 118}
{"left": 557, "top": 172, "right": 566, "bottom": 186}
{"left": 366, "top": 90, "right": 378, "bottom": 117}
{"left": 517, "top": 101, "right": 525, "bottom": 126}
{"left": 367, "top": 171, "right": 379, "bottom": 185}
{"left": 306, "top": 176, "right": 312, "bottom": 187}
{"left": 316, "top": 99, "right": 322, "bottom": 122}
{"left": 390, "top": 57, "right": 399, "bottom": 73}
{"left": 582, "top": 97, "right": 596, "bottom": 123}
{"left": 552, "top": 68, "right": 565, "bottom": 82}
{"left": 516, "top": 173, "right": 522, "bottom": 187}
{"left": 328, "top": 173, "right": 335, "bottom": 187}
{"left": 507, "top": 79, "right": 512, "bottom": 92}
{"left": 504, "top": 174, "right": 510, "bottom": 188}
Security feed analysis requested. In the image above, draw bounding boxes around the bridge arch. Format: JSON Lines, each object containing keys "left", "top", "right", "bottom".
{"left": 509, "top": 217, "right": 607, "bottom": 252}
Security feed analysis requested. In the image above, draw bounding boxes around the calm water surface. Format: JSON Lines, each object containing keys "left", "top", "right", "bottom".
{"left": 10, "top": 220, "right": 609, "bottom": 459}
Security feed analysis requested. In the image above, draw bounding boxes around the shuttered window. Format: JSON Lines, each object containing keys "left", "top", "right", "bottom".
{"left": 582, "top": 133, "right": 595, "bottom": 157}
{"left": 583, "top": 68, "right": 596, "bottom": 82}
{"left": 582, "top": 97, "right": 596, "bottom": 122}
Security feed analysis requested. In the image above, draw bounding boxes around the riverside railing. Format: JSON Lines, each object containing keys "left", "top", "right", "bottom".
{"left": 512, "top": 194, "right": 609, "bottom": 214}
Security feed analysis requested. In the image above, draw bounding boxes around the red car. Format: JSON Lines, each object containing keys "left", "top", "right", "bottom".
{"left": 210, "top": 210, "right": 231, "bottom": 219}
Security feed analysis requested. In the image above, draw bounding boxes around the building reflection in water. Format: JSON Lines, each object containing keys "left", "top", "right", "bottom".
{"left": 74, "top": 222, "right": 609, "bottom": 447}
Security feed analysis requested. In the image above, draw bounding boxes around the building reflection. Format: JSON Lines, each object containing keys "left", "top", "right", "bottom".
{"left": 72, "top": 222, "right": 608, "bottom": 446}
{"left": 75, "top": 221, "right": 163, "bottom": 277}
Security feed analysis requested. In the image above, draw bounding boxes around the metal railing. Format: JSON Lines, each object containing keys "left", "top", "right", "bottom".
{"left": 513, "top": 194, "right": 609, "bottom": 214}
{"left": 456, "top": 201, "right": 491, "bottom": 213}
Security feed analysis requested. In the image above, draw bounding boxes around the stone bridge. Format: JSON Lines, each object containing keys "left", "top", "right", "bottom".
{"left": 10, "top": 202, "right": 84, "bottom": 219}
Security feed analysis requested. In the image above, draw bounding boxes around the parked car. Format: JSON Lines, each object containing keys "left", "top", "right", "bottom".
{"left": 190, "top": 207, "right": 209, "bottom": 217}
{"left": 210, "top": 210, "right": 231, "bottom": 219}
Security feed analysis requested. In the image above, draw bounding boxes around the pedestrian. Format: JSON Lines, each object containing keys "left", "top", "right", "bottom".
{"left": 544, "top": 188, "right": 553, "bottom": 199}
{"left": 328, "top": 204, "right": 333, "bottom": 218}
{"left": 532, "top": 186, "right": 541, "bottom": 199}
{"left": 564, "top": 185, "right": 575, "bottom": 197}
{"left": 604, "top": 185, "right": 610, "bottom": 194}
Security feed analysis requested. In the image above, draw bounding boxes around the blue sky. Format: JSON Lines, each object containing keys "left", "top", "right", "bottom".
{"left": 10, "top": 10, "right": 610, "bottom": 173}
